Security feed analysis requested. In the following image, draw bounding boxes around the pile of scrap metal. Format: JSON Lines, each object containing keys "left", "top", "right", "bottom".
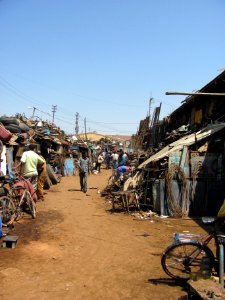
{"left": 0, "top": 115, "right": 71, "bottom": 188}
{"left": 124, "top": 123, "right": 225, "bottom": 217}
{"left": 124, "top": 70, "right": 225, "bottom": 218}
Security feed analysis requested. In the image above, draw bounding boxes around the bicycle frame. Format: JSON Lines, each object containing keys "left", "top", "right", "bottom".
{"left": 185, "top": 233, "right": 215, "bottom": 265}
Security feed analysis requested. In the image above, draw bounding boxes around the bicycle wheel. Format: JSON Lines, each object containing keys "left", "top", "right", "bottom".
{"left": 161, "top": 241, "right": 214, "bottom": 281}
{"left": 0, "top": 196, "right": 15, "bottom": 224}
{"left": 25, "top": 191, "right": 36, "bottom": 219}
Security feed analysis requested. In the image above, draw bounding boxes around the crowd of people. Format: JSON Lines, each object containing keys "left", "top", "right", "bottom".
{"left": 75, "top": 147, "right": 133, "bottom": 194}
{"left": 16, "top": 145, "right": 133, "bottom": 197}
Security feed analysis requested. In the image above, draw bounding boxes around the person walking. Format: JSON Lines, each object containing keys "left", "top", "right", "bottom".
{"left": 95, "top": 152, "right": 104, "bottom": 173}
{"left": 78, "top": 151, "right": 90, "bottom": 193}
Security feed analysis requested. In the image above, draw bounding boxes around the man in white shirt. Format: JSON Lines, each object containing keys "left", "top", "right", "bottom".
{"left": 20, "top": 144, "right": 45, "bottom": 191}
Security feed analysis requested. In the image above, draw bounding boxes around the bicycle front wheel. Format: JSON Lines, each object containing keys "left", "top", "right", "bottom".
{"left": 161, "top": 241, "right": 214, "bottom": 281}
{"left": 25, "top": 191, "right": 37, "bottom": 219}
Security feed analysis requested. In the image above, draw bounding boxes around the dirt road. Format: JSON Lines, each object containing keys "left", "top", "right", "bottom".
{"left": 0, "top": 170, "right": 207, "bottom": 299}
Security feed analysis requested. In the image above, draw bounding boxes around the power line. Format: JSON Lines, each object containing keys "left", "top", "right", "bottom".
{"left": 0, "top": 74, "right": 141, "bottom": 134}
{"left": 0, "top": 75, "right": 50, "bottom": 108}
{"left": 0, "top": 70, "right": 146, "bottom": 108}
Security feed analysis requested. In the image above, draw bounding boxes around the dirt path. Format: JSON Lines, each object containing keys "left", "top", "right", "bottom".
{"left": 0, "top": 170, "right": 207, "bottom": 299}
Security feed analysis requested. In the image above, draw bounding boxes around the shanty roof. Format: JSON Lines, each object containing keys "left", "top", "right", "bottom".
{"left": 170, "top": 70, "right": 225, "bottom": 117}
{"left": 138, "top": 123, "right": 225, "bottom": 169}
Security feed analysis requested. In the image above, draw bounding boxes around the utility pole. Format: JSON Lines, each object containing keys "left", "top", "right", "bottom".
{"left": 52, "top": 105, "right": 57, "bottom": 124}
{"left": 84, "top": 117, "right": 87, "bottom": 141}
{"left": 149, "top": 97, "right": 153, "bottom": 123}
{"left": 31, "top": 107, "right": 36, "bottom": 118}
{"left": 75, "top": 112, "right": 79, "bottom": 135}
{"left": 149, "top": 97, "right": 153, "bottom": 117}
{"left": 166, "top": 91, "right": 225, "bottom": 96}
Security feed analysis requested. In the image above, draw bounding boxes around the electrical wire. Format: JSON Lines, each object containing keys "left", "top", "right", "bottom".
{"left": 0, "top": 73, "right": 143, "bottom": 134}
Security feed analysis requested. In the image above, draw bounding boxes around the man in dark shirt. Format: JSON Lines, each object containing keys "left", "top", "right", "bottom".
{"left": 78, "top": 152, "right": 90, "bottom": 193}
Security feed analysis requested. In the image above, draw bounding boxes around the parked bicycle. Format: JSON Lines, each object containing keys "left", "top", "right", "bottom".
{"left": 0, "top": 173, "right": 36, "bottom": 224}
{"left": 161, "top": 216, "right": 225, "bottom": 285}
{"left": 10, "top": 173, "right": 37, "bottom": 220}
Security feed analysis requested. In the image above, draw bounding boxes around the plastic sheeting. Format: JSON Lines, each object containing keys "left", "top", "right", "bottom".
{"left": 64, "top": 158, "right": 75, "bottom": 176}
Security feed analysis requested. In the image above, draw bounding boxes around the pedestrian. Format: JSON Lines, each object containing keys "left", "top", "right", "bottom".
{"left": 118, "top": 149, "right": 126, "bottom": 166}
{"left": 111, "top": 150, "right": 119, "bottom": 176}
{"left": 64, "top": 153, "right": 75, "bottom": 176}
{"left": 19, "top": 144, "right": 45, "bottom": 191}
{"left": 78, "top": 151, "right": 90, "bottom": 193}
{"left": 95, "top": 152, "right": 104, "bottom": 173}
{"left": 117, "top": 165, "right": 132, "bottom": 179}
{"left": 105, "top": 151, "right": 111, "bottom": 169}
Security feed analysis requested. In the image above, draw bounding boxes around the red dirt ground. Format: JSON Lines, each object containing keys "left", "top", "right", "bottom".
{"left": 0, "top": 169, "right": 209, "bottom": 299}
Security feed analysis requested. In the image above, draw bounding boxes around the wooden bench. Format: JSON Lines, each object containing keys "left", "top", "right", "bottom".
{"left": 111, "top": 190, "right": 140, "bottom": 212}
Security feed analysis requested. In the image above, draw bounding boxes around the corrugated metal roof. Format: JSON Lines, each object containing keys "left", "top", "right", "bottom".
{"left": 138, "top": 123, "right": 225, "bottom": 168}
{"left": 170, "top": 70, "right": 225, "bottom": 116}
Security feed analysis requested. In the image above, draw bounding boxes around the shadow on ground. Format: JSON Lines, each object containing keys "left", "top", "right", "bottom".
{"left": 148, "top": 277, "right": 189, "bottom": 299}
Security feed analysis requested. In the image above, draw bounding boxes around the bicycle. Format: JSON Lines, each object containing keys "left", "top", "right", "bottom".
{"left": 10, "top": 174, "right": 37, "bottom": 220}
{"left": 0, "top": 174, "right": 36, "bottom": 223}
{"left": 161, "top": 216, "right": 225, "bottom": 285}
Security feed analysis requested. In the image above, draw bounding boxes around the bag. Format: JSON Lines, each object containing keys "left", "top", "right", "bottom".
{"left": 0, "top": 123, "right": 13, "bottom": 142}
{"left": 218, "top": 199, "right": 225, "bottom": 218}
{"left": 98, "top": 155, "right": 104, "bottom": 163}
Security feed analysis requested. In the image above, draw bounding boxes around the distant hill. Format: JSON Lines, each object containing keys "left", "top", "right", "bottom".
{"left": 78, "top": 132, "right": 131, "bottom": 142}
{"left": 107, "top": 134, "right": 131, "bottom": 142}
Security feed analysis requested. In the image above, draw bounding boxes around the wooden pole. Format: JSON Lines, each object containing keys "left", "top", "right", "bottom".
{"left": 166, "top": 91, "right": 225, "bottom": 96}
{"left": 84, "top": 117, "right": 87, "bottom": 141}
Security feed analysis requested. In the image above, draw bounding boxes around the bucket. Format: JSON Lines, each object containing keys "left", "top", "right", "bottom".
{"left": 0, "top": 123, "right": 12, "bottom": 142}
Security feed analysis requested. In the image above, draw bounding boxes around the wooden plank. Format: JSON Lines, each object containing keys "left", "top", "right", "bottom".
{"left": 188, "top": 279, "right": 225, "bottom": 299}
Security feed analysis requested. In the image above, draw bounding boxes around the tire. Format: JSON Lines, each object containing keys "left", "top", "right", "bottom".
{"left": 5, "top": 124, "right": 21, "bottom": 133}
{"left": 18, "top": 122, "right": 30, "bottom": 132}
{"left": 0, "top": 196, "right": 16, "bottom": 224}
{"left": 0, "top": 140, "right": 3, "bottom": 155}
{"left": 25, "top": 191, "right": 36, "bottom": 219}
{"left": 46, "top": 164, "right": 58, "bottom": 185}
{"left": 0, "top": 117, "right": 19, "bottom": 125}
{"left": 161, "top": 241, "right": 214, "bottom": 281}
{"left": 44, "top": 174, "right": 52, "bottom": 190}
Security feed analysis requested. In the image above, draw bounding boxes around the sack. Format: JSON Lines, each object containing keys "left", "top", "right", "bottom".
{"left": 218, "top": 199, "right": 225, "bottom": 218}
{"left": 98, "top": 155, "right": 104, "bottom": 163}
{"left": 0, "top": 123, "right": 12, "bottom": 142}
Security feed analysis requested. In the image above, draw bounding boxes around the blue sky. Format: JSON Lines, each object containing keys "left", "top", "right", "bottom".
{"left": 0, "top": 0, "right": 225, "bottom": 135}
